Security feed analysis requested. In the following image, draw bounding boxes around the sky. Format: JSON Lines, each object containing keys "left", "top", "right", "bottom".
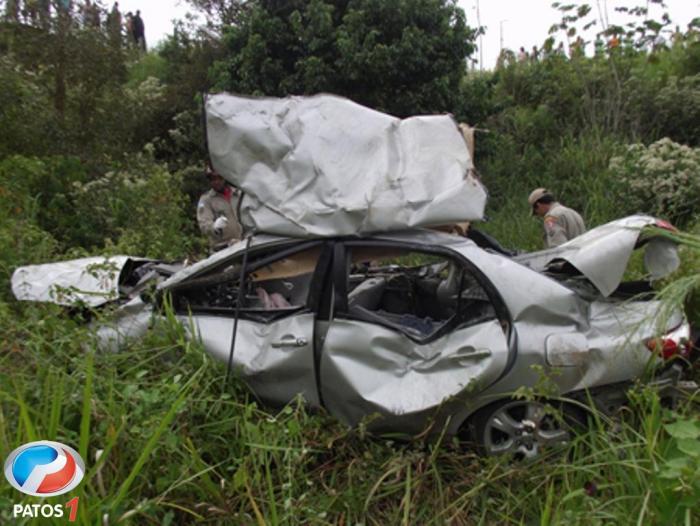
{"left": 109, "top": 0, "right": 194, "bottom": 49}
{"left": 120, "top": 0, "right": 699, "bottom": 68}
{"left": 458, "top": 0, "right": 700, "bottom": 69}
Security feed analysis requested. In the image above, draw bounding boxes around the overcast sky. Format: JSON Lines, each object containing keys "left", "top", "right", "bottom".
{"left": 458, "top": 0, "right": 700, "bottom": 69}
{"left": 121, "top": 0, "right": 699, "bottom": 69}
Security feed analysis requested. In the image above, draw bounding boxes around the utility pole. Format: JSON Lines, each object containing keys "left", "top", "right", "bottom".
{"left": 476, "top": 0, "right": 483, "bottom": 70}
{"left": 500, "top": 19, "right": 507, "bottom": 53}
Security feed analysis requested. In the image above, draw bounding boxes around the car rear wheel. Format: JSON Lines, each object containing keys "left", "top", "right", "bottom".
{"left": 467, "top": 399, "right": 581, "bottom": 458}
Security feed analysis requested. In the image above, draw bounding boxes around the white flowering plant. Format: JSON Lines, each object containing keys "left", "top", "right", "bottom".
{"left": 610, "top": 138, "right": 700, "bottom": 227}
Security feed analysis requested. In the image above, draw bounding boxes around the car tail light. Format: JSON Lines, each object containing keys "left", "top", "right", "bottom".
{"left": 646, "top": 337, "right": 691, "bottom": 360}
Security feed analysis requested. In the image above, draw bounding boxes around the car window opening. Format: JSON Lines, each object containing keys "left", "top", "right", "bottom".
{"left": 173, "top": 246, "right": 322, "bottom": 318}
{"left": 346, "top": 247, "right": 497, "bottom": 341}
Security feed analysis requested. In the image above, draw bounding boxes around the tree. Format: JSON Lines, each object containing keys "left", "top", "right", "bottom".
{"left": 184, "top": 0, "right": 248, "bottom": 29}
{"left": 212, "top": 0, "right": 478, "bottom": 116}
{"left": 0, "top": 1, "right": 144, "bottom": 159}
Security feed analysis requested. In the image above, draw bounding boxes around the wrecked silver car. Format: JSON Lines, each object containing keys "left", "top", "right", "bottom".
{"left": 10, "top": 217, "right": 697, "bottom": 456}
{"left": 9, "top": 95, "right": 699, "bottom": 456}
{"left": 147, "top": 215, "right": 693, "bottom": 456}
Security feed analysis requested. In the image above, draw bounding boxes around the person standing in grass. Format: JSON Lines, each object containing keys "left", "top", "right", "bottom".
{"left": 197, "top": 164, "right": 242, "bottom": 252}
{"left": 528, "top": 188, "right": 586, "bottom": 248}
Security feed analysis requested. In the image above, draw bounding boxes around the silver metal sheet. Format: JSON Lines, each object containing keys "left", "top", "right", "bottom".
{"left": 320, "top": 318, "right": 509, "bottom": 428}
{"left": 514, "top": 215, "right": 677, "bottom": 297}
{"left": 205, "top": 93, "right": 487, "bottom": 237}
{"left": 186, "top": 313, "right": 320, "bottom": 408}
{"left": 11, "top": 256, "right": 145, "bottom": 307}
{"left": 644, "top": 237, "right": 680, "bottom": 279}
{"left": 93, "top": 296, "right": 153, "bottom": 353}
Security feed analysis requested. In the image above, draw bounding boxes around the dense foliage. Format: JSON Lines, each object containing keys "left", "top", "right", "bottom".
{"left": 1, "top": 0, "right": 700, "bottom": 524}
{"left": 611, "top": 138, "right": 700, "bottom": 226}
{"left": 213, "top": 0, "right": 478, "bottom": 117}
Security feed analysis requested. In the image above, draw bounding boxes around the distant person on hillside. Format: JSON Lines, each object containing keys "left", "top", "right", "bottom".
{"left": 531, "top": 45, "right": 539, "bottom": 62}
{"left": 518, "top": 46, "right": 528, "bottom": 62}
{"left": 107, "top": 2, "right": 121, "bottom": 44}
{"left": 542, "top": 37, "right": 555, "bottom": 59}
{"left": 5, "top": 0, "right": 19, "bottom": 22}
{"left": 671, "top": 25, "right": 683, "bottom": 47}
{"left": 37, "top": 0, "right": 50, "bottom": 27}
{"left": 594, "top": 36, "right": 605, "bottom": 56}
{"left": 83, "top": 0, "right": 101, "bottom": 28}
{"left": 133, "top": 10, "right": 146, "bottom": 51}
{"left": 125, "top": 11, "right": 134, "bottom": 43}
{"left": 528, "top": 188, "right": 586, "bottom": 248}
{"left": 197, "top": 164, "right": 242, "bottom": 252}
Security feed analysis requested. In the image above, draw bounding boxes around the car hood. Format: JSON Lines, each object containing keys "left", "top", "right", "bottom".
{"left": 11, "top": 256, "right": 153, "bottom": 307}
{"left": 514, "top": 215, "right": 680, "bottom": 297}
{"left": 205, "top": 93, "right": 487, "bottom": 237}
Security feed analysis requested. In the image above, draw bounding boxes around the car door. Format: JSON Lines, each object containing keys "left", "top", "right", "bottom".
{"left": 170, "top": 241, "right": 332, "bottom": 408}
{"left": 319, "top": 241, "right": 512, "bottom": 434}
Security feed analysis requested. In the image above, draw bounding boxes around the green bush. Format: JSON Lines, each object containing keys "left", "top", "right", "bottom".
{"left": 69, "top": 158, "right": 195, "bottom": 259}
{"left": 610, "top": 138, "right": 700, "bottom": 226}
{"left": 0, "top": 153, "right": 198, "bottom": 264}
{"left": 0, "top": 55, "right": 58, "bottom": 158}
{"left": 0, "top": 157, "right": 61, "bottom": 300}
{"left": 653, "top": 74, "right": 700, "bottom": 146}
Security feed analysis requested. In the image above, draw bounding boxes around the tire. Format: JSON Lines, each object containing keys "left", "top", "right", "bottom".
{"left": 464, "top": 399, "right": 584, "bottom": 458}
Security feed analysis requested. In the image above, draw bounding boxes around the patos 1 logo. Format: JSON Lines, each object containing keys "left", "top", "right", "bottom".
{"left": 4, "top": 441, "right": 84, "bottom": 520}
{"left": 5, "top": 441, "right": 84, "bottom": 496}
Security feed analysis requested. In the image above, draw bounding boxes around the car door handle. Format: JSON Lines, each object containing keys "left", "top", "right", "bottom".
{"left": 271, "top": 336, "right": 308, "bottom": 348}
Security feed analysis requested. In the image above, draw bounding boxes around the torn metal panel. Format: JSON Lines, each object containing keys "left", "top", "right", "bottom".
{"left": 205, "top": 93, "right": 487, "bottom": 237}
{"left": 93, "top": 296, "right": 154, "bottom": 353}
{"left": 11, "top": 256, "right": 150, "bottom": 307}
{"left": 644, "top": 237, "right": 680, "bottom": 280}
{"left": 514, "top": 215, "right": 678, "bottom": 297}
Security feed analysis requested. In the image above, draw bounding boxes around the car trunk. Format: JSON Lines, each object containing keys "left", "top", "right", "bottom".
{"left": 514, "top": 215, "right": 680, "bottom": 300}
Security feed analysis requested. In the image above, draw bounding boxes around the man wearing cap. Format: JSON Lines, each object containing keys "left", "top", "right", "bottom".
{"left": 528, "top": 188, "right": 585, "bottom": 248}
{"left": 197, "top": 165, "right": 242, "bottom": 251}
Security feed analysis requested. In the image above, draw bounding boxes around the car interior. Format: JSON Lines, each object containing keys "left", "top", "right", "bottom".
{"left": 170, "top": 242, "right": 498, "bottom": 339}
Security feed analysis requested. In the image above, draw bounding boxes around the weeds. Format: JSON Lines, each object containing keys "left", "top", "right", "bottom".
{"left": 1, "top": 294, "right": 699, "bottom": 524}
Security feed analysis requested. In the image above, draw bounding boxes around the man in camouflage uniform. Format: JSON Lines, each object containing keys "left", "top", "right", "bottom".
{"left": 528, "top": 188, "right": 586, "bottom": 248}
{"left": 197, "top": 166, "right": 242, "bottom": 251}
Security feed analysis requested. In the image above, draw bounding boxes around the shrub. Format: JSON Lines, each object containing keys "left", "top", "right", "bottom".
{"left": 0, "top": 154, "right": 198, "bottom": 262}
{"left": 69, "top": 158, "right": 195, "bottom": 260}
{"left": 610, "top": 138, "right": 700, "bottom": 226}
{"left": 0, "top": 157, "right": 61, "bottom": 300}
{"left": 653, "top": 74, "right": 700, "bottom": 146}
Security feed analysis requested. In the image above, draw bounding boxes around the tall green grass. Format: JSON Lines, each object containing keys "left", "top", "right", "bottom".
{"left": 1, "top": 229, "right": 699, "bottom": 524}
{"left": 1, "top": 307, "right": 698, "bottom": 524}
{"left": 478, "top": 132, "right": 622, "bottom": 252}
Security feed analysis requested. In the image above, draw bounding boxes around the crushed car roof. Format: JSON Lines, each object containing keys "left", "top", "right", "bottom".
{"left": 205, "top": 93, "right": 487, "bottom": 237}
